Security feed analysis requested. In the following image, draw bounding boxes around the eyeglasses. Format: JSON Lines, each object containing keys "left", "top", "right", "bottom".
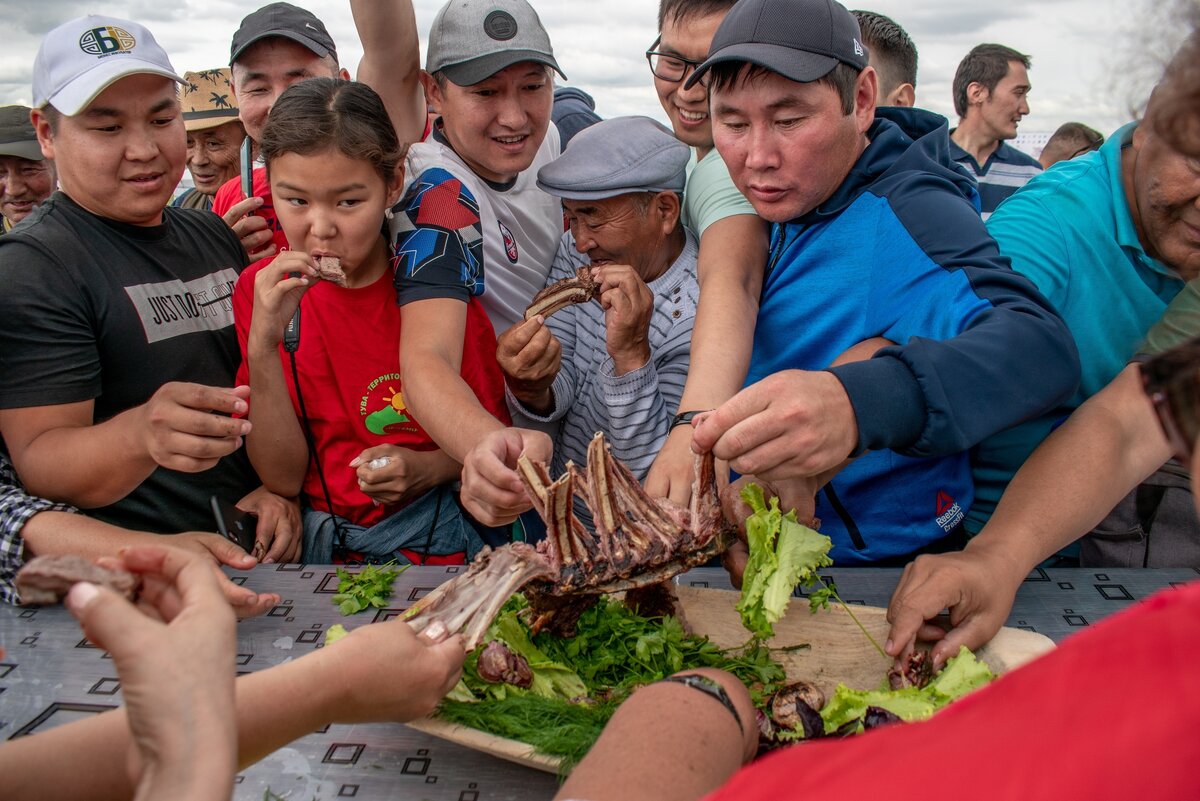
{"left": 646, "top": 37, "right": 707, "bottom": 86}
{"left": 1140, "top": 337, "right": 1200, "bottom": 463}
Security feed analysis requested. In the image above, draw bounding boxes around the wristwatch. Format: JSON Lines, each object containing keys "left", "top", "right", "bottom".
{"left": 658, "top": 674, "right": 745, "bottom": 735}
{"left": 671, "top": 410, "right": 708, "bottom": 429}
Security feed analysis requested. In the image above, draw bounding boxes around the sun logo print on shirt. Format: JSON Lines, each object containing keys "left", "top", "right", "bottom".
{"left": 360, "top": 374, "right": 420, "bottom": 435}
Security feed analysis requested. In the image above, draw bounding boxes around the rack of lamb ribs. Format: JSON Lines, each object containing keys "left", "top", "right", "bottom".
{"left": 404, "top": 432, "right": 734, "bottom": 648}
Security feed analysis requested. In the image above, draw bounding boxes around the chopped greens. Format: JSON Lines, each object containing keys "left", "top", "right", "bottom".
{"left": 324, "top": 623, "right": 349, "bottom": 645}
{"left": 331, "top": 561, "right": 407, "bottom": 615}
{"left": 440, "top": 594, "right": 788, "bottom": 768}
{"left": 736, "top": 483, "right": 833, "bottom": 639}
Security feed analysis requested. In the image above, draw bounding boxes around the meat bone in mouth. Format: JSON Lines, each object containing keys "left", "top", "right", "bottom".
{"left": 405, "top": 432, "right": 735, "bottom": 648}
{"left": 523, "top": 266, "right": 598, "bottom": 321}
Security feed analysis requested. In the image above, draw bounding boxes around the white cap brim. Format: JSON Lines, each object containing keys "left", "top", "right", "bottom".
{"left": 42, "top": 57, "right": 183, "bottom": 116}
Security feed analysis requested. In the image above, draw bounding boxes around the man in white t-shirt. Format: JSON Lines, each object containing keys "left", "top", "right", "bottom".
{"left": 391, "top": 0, "right": 564, "bottom": 469}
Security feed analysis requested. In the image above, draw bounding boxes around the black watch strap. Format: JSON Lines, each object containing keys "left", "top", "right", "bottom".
{"left": 671, "top": 410, "right": 707, "bottom": 429}
{"left": 659, "top": 674, "right": 744, "bottom": 735}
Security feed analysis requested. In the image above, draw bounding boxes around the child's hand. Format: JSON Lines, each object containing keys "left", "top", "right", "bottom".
{"left": 247, "top": 250, "right": 318, "bottom": 350}
{"left": 350, "top": 445, "right": 458, "bottom": 506}
{"left": 66, "top": 545, "right": 238, "bottom": 801}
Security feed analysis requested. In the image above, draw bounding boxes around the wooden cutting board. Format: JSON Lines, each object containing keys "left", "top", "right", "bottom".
{"left": 408, "top": 586, "right": 1056, "bottom": 773}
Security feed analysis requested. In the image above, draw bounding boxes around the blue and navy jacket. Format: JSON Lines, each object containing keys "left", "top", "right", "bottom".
{"left": 749, "top": 107, "right": 1079, "bottom": 564}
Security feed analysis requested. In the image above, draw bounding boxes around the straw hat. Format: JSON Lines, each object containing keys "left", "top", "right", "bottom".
{"left": 180, "top": 68, "right": 240, "bottom": 132}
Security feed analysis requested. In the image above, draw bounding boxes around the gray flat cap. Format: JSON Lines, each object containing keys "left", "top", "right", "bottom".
{"left": 536, "top": 116, "right": 689, "bottom": 201}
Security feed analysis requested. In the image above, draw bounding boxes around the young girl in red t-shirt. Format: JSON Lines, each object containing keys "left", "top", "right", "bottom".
{"left": 233, "top": 78, "right": 509, "bottom": 564}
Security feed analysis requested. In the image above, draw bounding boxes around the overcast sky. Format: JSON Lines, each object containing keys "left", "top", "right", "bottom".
{"left": 0, "top": 0, "right": 1185, "bottom": 137}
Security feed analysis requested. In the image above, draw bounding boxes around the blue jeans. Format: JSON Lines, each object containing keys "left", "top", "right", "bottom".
{"left": 301, "top": 485, "right": 484, "bottom": 564}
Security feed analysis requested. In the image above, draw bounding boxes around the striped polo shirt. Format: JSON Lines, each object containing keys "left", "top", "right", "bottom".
{"left": 949, "top": 136, "right": 1043, "bottom": 220}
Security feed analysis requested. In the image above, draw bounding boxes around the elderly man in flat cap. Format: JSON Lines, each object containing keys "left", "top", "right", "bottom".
{"left": 174, "top": 68, "right": 245, "bottom": 211}
{"left": 0, "top": 105, "right": 54, "bottom": 234}
{"left": 495, "top": 116, "right": 697, "bottom": 521}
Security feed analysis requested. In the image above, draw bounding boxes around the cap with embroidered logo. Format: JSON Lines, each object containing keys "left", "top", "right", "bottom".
{"left": 32, "top": 16, "right": 183, "bottom": 116}
{"left": 686, "top": 0, "right": 868, "bottom": 89}
{"left": 426, "top": 0, "right": 565, "bottom": 86}
{"left": 230, "top": 2, "right": 337, "bottom": 65}
{"left": 0, "top": 106, "right": 43, "bottom": 161}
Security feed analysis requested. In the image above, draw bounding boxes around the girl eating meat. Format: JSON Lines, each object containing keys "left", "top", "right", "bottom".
{"left": 233, "top": 78, "right": 508, "bottom": 564}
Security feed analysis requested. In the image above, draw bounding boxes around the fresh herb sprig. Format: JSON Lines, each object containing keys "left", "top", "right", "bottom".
{"left": 331, "top": 561, "right": 407, "bottom": 615}
{"left": 806, "top": 577, "right": 887, "bottom": 658}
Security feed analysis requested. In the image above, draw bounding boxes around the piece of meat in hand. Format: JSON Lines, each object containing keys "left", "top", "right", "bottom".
{"left": 313, "top": 255, "right": 347, "bottom": 287}
{"left": 16, "top": 555, "right": 140, "bottom": 606}
{"left": 524, "top": 267, "right": 598, "bottom": 320}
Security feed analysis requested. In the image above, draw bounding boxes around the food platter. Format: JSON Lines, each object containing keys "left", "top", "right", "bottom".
{"left": 407, "top": 586, "right": 1056, "bottom": 773}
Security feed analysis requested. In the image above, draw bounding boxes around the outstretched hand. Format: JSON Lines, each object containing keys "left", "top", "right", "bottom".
{"left": 461, "top": 428, "right": 553, "bottom": 526}
{"left": 66, "top": 545, "right": 238, "bottom": 801}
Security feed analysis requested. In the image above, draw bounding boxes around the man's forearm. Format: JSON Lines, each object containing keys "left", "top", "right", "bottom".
{"left": 403, "top": 354, "right": 507, "bottom": 463}
{"left": 351, "top": 0, "right": 425, "bottom": 145}
{"left": 970, "top": 366, "right": 1171, "bottom": 573}
{"left": 675, "top": 262, "right": 761, "bottom": 413}
{"left": 4, "top": 406, "right": 157, "bottom": 508}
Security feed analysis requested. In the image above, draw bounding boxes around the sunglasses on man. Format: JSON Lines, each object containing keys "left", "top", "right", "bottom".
{"left": 1141, "top": 337, "right": 1200, "bottom": 463}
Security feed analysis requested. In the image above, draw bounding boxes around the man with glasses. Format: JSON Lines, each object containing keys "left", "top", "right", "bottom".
{"left": 1038, "top": 121, "right": 1105, "bottom": 169}
{"left": 640, "top": 0, "right": 770, "bottom": 510}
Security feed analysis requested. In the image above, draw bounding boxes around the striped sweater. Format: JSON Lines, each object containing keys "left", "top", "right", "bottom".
{"left": 509, "top": 229, "right": 698, "bottom": 522}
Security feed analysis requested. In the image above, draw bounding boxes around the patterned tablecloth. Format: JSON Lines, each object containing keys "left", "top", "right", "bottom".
{"left": 1, "top": 564, "right": 1195, "bottom": 800}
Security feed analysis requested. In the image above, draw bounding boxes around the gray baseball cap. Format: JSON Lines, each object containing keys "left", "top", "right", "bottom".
{"left": 426, "top": 0, "right": 565, "bottom": 86}
{"left": 686, "top": 0, "right": 868, "bottom": 89}
{"left": 0, "top": 106, "right": 43, "bottom": 161}
{"left": 536, "top": 116, "right": 688, "bottom": 201}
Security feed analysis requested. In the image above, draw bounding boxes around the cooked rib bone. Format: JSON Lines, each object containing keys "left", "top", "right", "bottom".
{"left": 524, "top": 267, "right": 598, "bottom": 320}
{"left": 404, "top": 433, "right": 734, "bottom": 647}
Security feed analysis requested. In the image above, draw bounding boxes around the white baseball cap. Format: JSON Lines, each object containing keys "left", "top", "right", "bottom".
{"left": 33, "top": 16, "right": 183, "bottom": 116}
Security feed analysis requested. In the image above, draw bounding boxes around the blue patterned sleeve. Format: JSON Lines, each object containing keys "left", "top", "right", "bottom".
{"left": 390, "top": 167, "right": 485, "bottom": 306}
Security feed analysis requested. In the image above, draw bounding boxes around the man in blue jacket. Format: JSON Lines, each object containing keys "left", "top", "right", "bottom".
{"left": 687, "top": 0, "right": 1080, "bottom": 566}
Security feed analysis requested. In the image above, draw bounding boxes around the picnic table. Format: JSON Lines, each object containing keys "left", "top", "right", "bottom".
{"left": 1, "top": 564, "right": 1194, "bottom": 800}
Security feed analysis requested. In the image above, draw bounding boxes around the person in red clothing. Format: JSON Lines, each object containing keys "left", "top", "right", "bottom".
{"left": 233, "top": 78, "right": 508, "bottom": 564}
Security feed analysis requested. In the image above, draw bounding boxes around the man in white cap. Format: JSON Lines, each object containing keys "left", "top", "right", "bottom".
{"left": 390, "top": 0, "right": 566, "bottom": 486}
{"left": 0, "top": 16, "right": 299, "bottom": 564}
{"left": 0, "top": 105, "right": 54, "bottom": 233}
{"left": 498, "top": 116, "right": 697, "bottom": 520}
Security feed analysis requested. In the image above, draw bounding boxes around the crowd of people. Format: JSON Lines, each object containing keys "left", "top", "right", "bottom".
{"left": 0, "top": 0, "right": 1198, "bottom": 797}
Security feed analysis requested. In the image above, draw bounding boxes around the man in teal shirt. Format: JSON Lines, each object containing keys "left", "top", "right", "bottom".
{"left": 970, "top": 96, "right": 1200, "bottom": 531}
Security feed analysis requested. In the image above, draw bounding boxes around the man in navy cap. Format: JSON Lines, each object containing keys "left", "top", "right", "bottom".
{"left": 497, "top": 116, "right": 696, "bottom": 518}
{"left": 677, "top": 0, "right": 1079, "bottom": 567}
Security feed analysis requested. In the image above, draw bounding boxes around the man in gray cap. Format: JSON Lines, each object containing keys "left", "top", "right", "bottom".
{"left": 391, "top": 0, "right": 569, "bottom": 513}
{"left": 498, "top": 116, "right": 696, "bottom": 511}
{"left": 0, "top": 105, "right": 54, "bottom": 233}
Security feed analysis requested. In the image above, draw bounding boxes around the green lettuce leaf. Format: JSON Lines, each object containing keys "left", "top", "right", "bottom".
{"left": 761, "top": 514, "right": 833, "bottom": 626}
{"left": 488, "top": 609, "right": 589, "bottom": 701}
{"left": 929, "top": 646, "right": 995, "bottom": 702}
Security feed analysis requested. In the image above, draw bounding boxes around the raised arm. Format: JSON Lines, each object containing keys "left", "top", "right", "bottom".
{"left": 351, "top": 0, "right": 427, "bottom": 145}
{"left": 886, "top": 364, "right": 1171, "bottom": 664}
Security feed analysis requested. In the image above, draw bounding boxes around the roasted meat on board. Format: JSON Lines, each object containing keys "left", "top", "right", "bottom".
{"left": 405, "top": 432, "right": 734, "bottom": 648}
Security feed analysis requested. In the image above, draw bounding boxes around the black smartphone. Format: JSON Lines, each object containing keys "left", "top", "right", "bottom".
{"left": 210, "top": 495, "right": 258, "bottom": 554}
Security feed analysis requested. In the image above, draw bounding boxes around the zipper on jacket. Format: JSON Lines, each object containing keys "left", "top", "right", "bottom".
{"left": 822, "top": 483, "right": 867, "bottom": 550}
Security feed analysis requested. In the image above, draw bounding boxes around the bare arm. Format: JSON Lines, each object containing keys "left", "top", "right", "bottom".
{"left": 351, "top": 0, "right": 426, "bottom": 145}
{"left": 886, "top": 364, "right": 1172, "bottom": 664}
{"left": 645, "top": 215, "right": 766, "bottom": 504}
{"left": 400, "top": 298, "right": 508, "bottom": 463}
{"left": 0, "top": 385, "right": 251, "bottom": 508}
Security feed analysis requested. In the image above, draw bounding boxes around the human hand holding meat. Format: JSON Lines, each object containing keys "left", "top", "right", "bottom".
{"left": 247, "top": 249, "right": 319, "bottom": 351}
{"left": 235, "top": 486, "right": 302, "bottom": 564}
{"left": 65, "top": 545, "right": 238, "bottom": 801}
{"left": 221, "top": 195, "right": 276, "bottom": 262}
{"left": 461, "top": 427, "right": 553, "bottom": 526}
{"left": 137, "top": 382, "right": 252, "bottom": 473}
{"left": 316, "top": 619, "right": 465, "bottom": 723}
{"left": 497, "top": 317, "right": 561, "bottom": 414}
{"left": 593, "top": 264, "right": 653, "bottom": 375}
{"left": 720, "top": 475, "right": 820, "bottom": 589}
{"left": 886, "top": 545, "right": 1026, "bottom": 668}
{"left": 167, "top": 532, "right": 282, "bottom": 617}
{"left": 692, "top": 370, "right": 859, "bottom": 482}
{"left": 350, "top": 444, "right": 459, "bottom": 506}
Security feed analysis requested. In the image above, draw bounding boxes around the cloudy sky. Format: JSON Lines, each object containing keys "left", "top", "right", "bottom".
{"left": 0, "top": 0, "right": 1185, "bottom": 137}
